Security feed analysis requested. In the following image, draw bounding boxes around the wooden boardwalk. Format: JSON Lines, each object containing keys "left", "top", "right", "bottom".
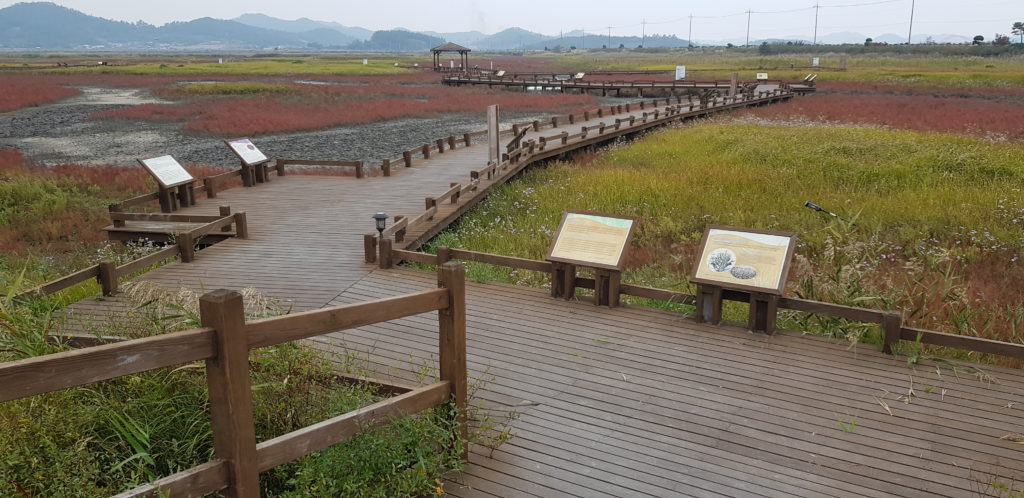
{"left": 58, "top": 99, "right": 1024, "bottom": 496}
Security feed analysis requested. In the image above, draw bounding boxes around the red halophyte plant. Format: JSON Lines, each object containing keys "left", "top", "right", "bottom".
{"left": 94, "top": 92, "right": 598, "bottom": 135}
{"left": 0, "top": 81, "right": 80, "bottom": 112}
{"left": 745, "top": 93, "right": 1024, "bottom": 139}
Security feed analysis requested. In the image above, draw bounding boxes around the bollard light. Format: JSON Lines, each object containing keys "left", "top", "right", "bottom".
{"left": 804, "top": 201, "right": 838, "bottom": 217}
{"left": 372, "top": 212, "right": 388, "bottom": 234}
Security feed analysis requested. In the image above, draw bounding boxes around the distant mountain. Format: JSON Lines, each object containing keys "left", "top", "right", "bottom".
{"left": 0, "top": 2, "right": 146, "bottom": 47}
{"left": 349, "top": 30, "right": 445, "bottom": 51}
{"left": 476, "top": 27, "right": 550, "bottom": 50}
{"left": 0, "top": 3, "right": 986, "bottom": 51}
{"left": 419, "top": 30, "right": 487, "bottom": 48}
{"left": 0, "top": 2, "right": 355, "bottom": 48}
{"left": 232, "top": 13, "right": 369, "bottom": 42}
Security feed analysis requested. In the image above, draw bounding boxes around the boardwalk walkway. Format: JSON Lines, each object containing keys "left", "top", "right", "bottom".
{"left": 60, "top": 99, "right": 1024, "bottom": 496}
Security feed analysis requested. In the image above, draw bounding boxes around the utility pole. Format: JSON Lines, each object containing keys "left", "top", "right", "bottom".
{"left": 813, "top": 2, "right": 820, "bottom": 45}
{"left": 745, "top": 10, "right": 752, "bottom": 46}
{"left": 688, "top": 14, "right": 694, "bottom": 48}
{"left": 581, "top": 28, "right": 585, "bottom": 50}
{"left": 907, "top": 0, "right": 915, "bottom": 44}
{"left": 641, "top": 19, "right": 647, "bottom": 47}
{"left": 608, "top": 26, "right": 612, "bottom": 48}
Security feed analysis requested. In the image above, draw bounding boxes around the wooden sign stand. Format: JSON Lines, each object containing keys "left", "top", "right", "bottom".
{"left": 694, "top": 283, "right": 724, "bottom": 325}
{"left": 225, "top": 139, "right": 271, "bottom": 187}
{"left": 546, "top": 212, "right": 637, "bottom": 308}
{"left": 691, "top": 226, "right": 797, "bottom": 335}
{"left": 138, "top": 155, "right": 196, "bottom": 213}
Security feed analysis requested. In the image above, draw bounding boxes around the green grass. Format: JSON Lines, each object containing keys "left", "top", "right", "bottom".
{"left": 165, "top": 81, "right": 296, "bottom": 95}
{"left": 37, "top": 57, "right": 416, "bottom": 76}
{"left": 0, "top": 288, "right": 465, "bottom": 496}
{"left": 547, "top": 51, "right": 1024, "bottom": 87}
{"left": 426, "top": 123, "right": 1024, "bottom": 353}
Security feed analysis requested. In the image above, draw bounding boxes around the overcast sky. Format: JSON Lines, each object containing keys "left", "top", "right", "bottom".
{"left": 5, "top": 0, "right": 1021, "bottom": 40}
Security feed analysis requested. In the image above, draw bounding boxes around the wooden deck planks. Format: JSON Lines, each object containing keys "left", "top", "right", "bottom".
{"left": 51, "top": 99, "right": 1024, "bottom": 496}
{"left": 323, "top": 269, "right": 1024, "bottom": 497}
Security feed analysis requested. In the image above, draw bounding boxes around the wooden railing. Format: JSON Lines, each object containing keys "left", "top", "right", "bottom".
{"left": 274, "top": 159, "right": 365, "bottom": 179}
{"left": 18, "top": 211, "right": 247, "bottom": 300}
{"left": 362, "top": 90, "right": 791, "bottom": 258}
{"left": 1, "top": 262, "right": 469, "bottom": 498}
{"left": 374, "top": 245, "right": 1024, "bottom": 362}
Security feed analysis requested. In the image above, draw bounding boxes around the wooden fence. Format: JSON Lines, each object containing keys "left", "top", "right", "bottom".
{"left": 364, "top": 90, "right": 790, "bottom": 253}
{"left": 18, "top": 211, "right": 247, "bottom": 300}
{"left": 372, "top": 244, "right": 1024, "bottom": 362}
{"left": 1, "top": 262, "right": 469, "bottom": 498}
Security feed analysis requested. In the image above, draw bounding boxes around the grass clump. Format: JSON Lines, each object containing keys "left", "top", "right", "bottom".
{"left": 165, "top": 81, "right": 295, "bottom": 96}
{"left": 428, "top": 123, "right": 1024, "bottom": 357}
{"left": 0, "top": 286, "right": 466, "bottom": 496}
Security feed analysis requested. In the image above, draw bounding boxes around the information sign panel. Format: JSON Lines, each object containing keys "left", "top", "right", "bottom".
{"left": 546, "top": 211, "right": 637, "bottom": 270}
{"left": 691, "top": 226, "right": 797, "bottom": 294}
{"left": 138, "top": 155, "right": 193, "bottom": 189}
{"left": 756, "top": 72, "right": 769, "bottom": 80}
{"left": 675, "top": 65, "right": 686, "bottom": 80}
{"left": 812, "top": 57, "right": 820, "bottom": 67}
{"left": 225, "top": 138, "right": 269, "bottom": 166}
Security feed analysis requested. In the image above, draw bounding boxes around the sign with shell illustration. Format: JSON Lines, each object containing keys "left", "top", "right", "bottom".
{"left": 691, "top": 226, "right": 797, "bottom": 294}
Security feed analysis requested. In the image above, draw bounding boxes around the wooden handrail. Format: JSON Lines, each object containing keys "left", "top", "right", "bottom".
{"left": 377, "top": 244, "right": 1024, "bottom": 361}
{"left": 15, "top": 265, "right": 100, "bottom": 299}
{"left": 1, "top": 264, "right": 469, "bottom": 496}
{"left": 115, "top": 246, "right": 181, "bottom": 278}
{"left": 277, "top": 159, "right": 364, "bottom": 179}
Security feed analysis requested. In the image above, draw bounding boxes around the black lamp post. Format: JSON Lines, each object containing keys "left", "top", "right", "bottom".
{"left": 372, "top": 212, "right": 388, "bottom": 235}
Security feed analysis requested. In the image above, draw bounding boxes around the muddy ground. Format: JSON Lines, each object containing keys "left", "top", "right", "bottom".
{"left": 0, "top": 87, "right": 620, "bottom": 169}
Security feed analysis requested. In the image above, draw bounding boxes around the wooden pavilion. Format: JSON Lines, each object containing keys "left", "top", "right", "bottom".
{"left": 431, "top": 42, "right": 471, "bottom": 72}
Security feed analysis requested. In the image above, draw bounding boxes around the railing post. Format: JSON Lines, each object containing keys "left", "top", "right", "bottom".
{"left": 97, "top": 261, "right": 118, "bottom": 297}
{"left": 422, "top": 144, "right": 431, "bottom": 159}
{"left": 275, "top": 159, "right": 286, "bottom": 176}
{"left": 450, "top": 182, "right": 461, "bottom": 204}
{"left": 378, "top": 237, "right": 393, "bottom": 269}
{"left": 381, "top": 159, "right": 391, "bottom": 177}
{"left": 355, "top": 161, "right": 364, "bottom": 179}
{"left": 178, "top": 232, "right": 195, "bottom": 263}
{"left": 199, "top": 290, "right": 260, "bottom": 498}
{"left": 220, "top": 206, "right": 232, "bottom": 233}
{"left": 109, "top": 204, "right": 125, "bottom": 227}
{"left": 437, "top": 246, "right": 452, "bottom": 264}
{"left": 204, "top": 178, "right": 217, "bottom": 199}
{"left": 437, "top": 262, "right": 468, "bottom": 459}
{"left": 394, "top": 215, "right": 406, "bottom": 243}
{"left": 403, "top": 151, "right": 413, "bottom": 167}
{"left": 882, "top": 312, "right": 903, "bottom": 354}
{"left": 364, "top": 233, "right": 378, "bottom": 263}
{"left": 426, "top": 197, "right": 437, "bottom": 210}
{"left": 232, "top": 212, "right": 248, "bottom": 239}
{"left": 463, "top": 133, "right": 472, "bottom": 146}
{"left": 448, "top": 136, "right": 457, "bottom": 150}
{"left": 532, "top": 120, "right": 540, "bottom": 131}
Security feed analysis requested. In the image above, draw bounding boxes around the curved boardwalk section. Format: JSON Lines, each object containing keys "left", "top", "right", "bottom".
{"left": 58, "top": 96, "right": 1024, "bottom": 496}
